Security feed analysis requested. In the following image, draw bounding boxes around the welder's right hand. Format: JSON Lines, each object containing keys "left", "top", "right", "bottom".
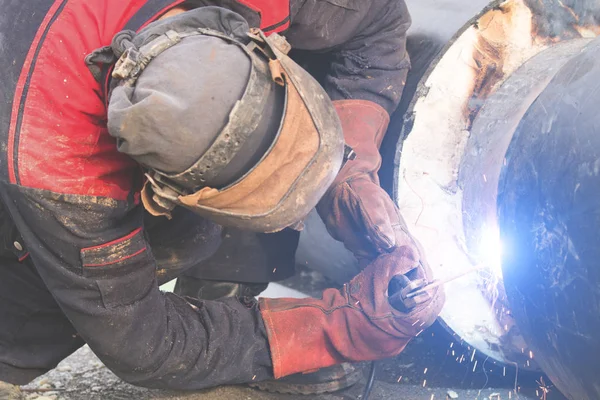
{"left": 259, "top": 242, "right": 444, "bottom": 379}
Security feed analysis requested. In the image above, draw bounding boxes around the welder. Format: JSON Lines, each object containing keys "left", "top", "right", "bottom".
{"left": 0, "top": 1, "right": 444, "bottom": 398}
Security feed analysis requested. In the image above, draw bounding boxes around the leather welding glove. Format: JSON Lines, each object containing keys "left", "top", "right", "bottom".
{"left": 259, "top": 241, "right": 444, "bottom": 378}
{"left": 317, "top": 99, "right": 408, "bottom": 264}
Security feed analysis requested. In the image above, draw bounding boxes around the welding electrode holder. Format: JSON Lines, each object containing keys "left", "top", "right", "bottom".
{"left": 387, "top": 270, "right": 430, "bottom": 312}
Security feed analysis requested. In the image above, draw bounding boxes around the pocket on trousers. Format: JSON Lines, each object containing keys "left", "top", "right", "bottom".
{"left": 80, "top": 228, "right": 156, "bottom": 308}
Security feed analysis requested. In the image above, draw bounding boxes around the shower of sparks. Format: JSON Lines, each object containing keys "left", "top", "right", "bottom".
{"left": 473, "top": 360, "right": 478, "bottom": 372}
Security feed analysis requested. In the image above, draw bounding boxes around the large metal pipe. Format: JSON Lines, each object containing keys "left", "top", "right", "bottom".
{"left": 393, "top": 0, "right": 600, "bottom": 398}
{"left": 498, "top": 36, "right": 600, "bottom": 400}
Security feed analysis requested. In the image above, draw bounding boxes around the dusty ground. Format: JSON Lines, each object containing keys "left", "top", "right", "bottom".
{"left": 20, "top": 269, "right": 565, "bottom": 400}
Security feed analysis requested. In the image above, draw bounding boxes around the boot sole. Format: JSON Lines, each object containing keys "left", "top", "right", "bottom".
{"left": 248, "top": 368, "right": 362, "bottom": 395}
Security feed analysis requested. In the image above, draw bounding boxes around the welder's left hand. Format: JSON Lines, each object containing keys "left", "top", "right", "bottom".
{"left": 317, "top": 99, "right": 409, "bottom": 265}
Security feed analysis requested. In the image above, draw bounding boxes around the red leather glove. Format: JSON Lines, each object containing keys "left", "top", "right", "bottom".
{"left": 317, "top": 100, "right": 407, "bottom": 264}
{"left": 259, "top": 241, "right": 444, "bottom": 378}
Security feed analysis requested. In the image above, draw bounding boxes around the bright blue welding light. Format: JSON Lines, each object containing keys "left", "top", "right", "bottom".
{"left": 478, "top": 223, "right": 504, "bottom": 279}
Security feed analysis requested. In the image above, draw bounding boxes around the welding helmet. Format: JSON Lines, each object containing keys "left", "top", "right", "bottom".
{"left": 103, "top": 7, "right": 345, "bottom": 232}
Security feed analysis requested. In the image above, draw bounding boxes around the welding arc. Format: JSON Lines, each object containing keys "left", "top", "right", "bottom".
{"left": 404, "top": 264, "right": 485, "bottom": 299}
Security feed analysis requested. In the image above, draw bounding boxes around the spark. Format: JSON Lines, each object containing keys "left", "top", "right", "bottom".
{"left": 529, "top": 350, "right": 534, "bottom": 359}
{"left": 509, "top": 391, "right": 512, "bottom": 399}
{"left": 473, "top": 360, "right": 478, "bottom": 372}
{"left": 272, "top": 268, "right": 277, "bottom": 273}
{"left": 503, "top": 366, "right": 506, "bottom": 377}
{"left": 416, "top": 329, "right": 424, "bottom": 337}
{"left": 483, "top": 174, "right": 487, "bottom": 182}
{"left": 536, "top": 376, "right": 552, "bottom": 400}
{"left": 252, "top": 375, "right": 256, "bottom": 380}
{"left": 423, "top": 379, "right": 427, "bottom": 387}
{"left": 471, "top": 349, "right": 477, "bottom": 362}
{"left": 512, "top": 362, "right": 520, "bottom": 396}
{"left": 430, "top": 395, "right": 435, "bottom": 400}
{"left": 412, "top": 319, "right": 421, "bottom": 326}
{"left": 459, "top": 355, "right": 465, "bottom": 363}
{"left": 397, "top": 375, "right": 403, "bottom": 383}
{"left": 527, "top": 360, "right": 530, "bottom": 367}
{"left": 452, "top": 350, "right": 455, "bottom": 356}
{"left": 450, "top": 343, "right": 454, "bottom": 348}
{"left": 424, "top": 368, "right": 428, "bottom": 374}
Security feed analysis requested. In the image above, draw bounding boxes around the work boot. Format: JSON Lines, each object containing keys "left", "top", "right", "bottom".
{"left": 249, "top": 363, "right": 361, "bottom": 395}
{"left": 0, "top": 382, "right": 23, "bottom": 400}
{"left": 174, "top": 276, "right": 361, "bottom": 394}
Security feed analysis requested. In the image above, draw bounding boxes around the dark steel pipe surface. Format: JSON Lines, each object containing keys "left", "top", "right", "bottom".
{"left": 498, "top": 36, "right": 600, "bottom": 400}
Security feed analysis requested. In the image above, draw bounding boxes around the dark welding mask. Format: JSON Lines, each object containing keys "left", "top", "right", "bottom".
{"left": 102, "top": 8, "right": 345, "bottom": 233}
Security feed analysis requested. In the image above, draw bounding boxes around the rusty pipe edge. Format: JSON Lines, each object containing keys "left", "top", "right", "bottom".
{"left": 394, "top": 0, "right": 600, "bottom": 369}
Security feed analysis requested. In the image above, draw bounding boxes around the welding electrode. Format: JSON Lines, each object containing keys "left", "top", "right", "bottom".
{"left": 402, "top": 264, "right": 485, "bottom": 300}
{"left": 361, "top": 264, "right": 483, "bottom": 400}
